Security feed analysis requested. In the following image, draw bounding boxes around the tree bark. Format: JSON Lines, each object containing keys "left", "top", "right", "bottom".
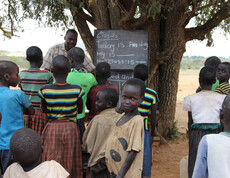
{"left": 150, "top": 2, "right": 186, "bottom": 137}
{"left": 157, "top": 44, "right": 185, "bottom": 137}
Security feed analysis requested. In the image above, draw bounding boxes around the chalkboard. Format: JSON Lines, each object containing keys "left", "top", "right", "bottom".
{"left": 93, "top": 30, "right": 149, "bottom": 106}
{"left": 109, "top": 70, "right": 133, "bottom": 91}
{"left": 93, "top": 30, "right": 149, "bottom": 70}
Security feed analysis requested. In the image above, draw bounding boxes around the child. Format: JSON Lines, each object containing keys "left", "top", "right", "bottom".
{"left": 215, "top": 62, "right": 230, "bottom": 95}
{"left": 183, "top": 66, "right": 226, "bottom": 178}
{"left": 105, "top": 78, "right": 145, "bottom": 178}
{"left": 83, "top": 88, "right": 120, "bottom": 178}
{"left": 192, "top": 94, "right": 230, "bottom": 178}
{"left": 66, "top": 47, "right": 97, "bottom": 141}
{"left": 19, "top": 46, "right": 53, "bottom": 135}
{"left": 0, "top": 61, "right": 34, "bottom": 174}
{"left": 196, "top": 56, "right": 221, "bottom": 92}
{"left": 87, "top": 62, "right": 118, "bottom": 121}
{"left": 4, "top": 128, "right": 69, "bottom": 178}
{"left": 133, "top": 64, "right": 159, "bottom": 178}
{"left": 38, "top": 55, "right": 84, "bottom": 178}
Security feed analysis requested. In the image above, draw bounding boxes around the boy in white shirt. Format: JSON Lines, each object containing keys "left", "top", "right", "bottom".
{"left": 4, "top": 128, "right": 69, "bottom": 178}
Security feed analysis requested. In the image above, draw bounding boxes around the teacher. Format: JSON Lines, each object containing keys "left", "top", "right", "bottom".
{"left": 42, "top": 29, "right": 95, "bottom": 73}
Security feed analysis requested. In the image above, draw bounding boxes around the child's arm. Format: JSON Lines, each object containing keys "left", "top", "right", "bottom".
{"left": 192, "top": 136, "right": 208, "bottom": 178}
{"left": 150, "top": 104, "right": 157, "bottom": 138}
{"left": 24, "top": 105, "right": 35, "bottom": 115}
{"left": 86, "top": 96, "right": 91, "bottom": 111}
{"left": 188, "top": 111, "right": 193, "bottom": 133}
{"left": 40, "top": 98, "right": 47, "bottom": 113}
{"left": 116, "top": 150, "right": 137, "bottom": 178}
{"left": 77, "top": 97, "right": 84, "bottom": 114}
{"left": 20, "top": 91, "right": 35, "bottom": 115}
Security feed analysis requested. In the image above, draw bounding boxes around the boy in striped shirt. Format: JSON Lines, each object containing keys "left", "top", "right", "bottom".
{"left": 134, "top": 64, "right": 159, "bottom": 178}
{"left": 19, "top": 46, "right": 53, "bottom": 135}
{"left": 215, "top": 62, "right": 230, "bottom": 95}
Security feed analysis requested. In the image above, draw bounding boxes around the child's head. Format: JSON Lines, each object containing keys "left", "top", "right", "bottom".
{"left": 10, "top": 128, "right": 42, "bottom": 167}
{"left": 96, "top": 88, "right": 119, "bottom": 112}
{"left": 221, "top": 94, "right": 230, "bottom": 127}
{"left": 199, "top": 66, "right": 216, "bottom": 88}
{"left": 95, "top": 62, "right": 111, "bottom": 81}
{"left": 67, "top": 47, "right": 85, "bottom": 68}
{"left": 204, "top": 56, "right": 221, "bottom": 72}
{"left": 133, "top": 64, "right": 148, "bottom": 82}
{"left": 217, "top": 62, "right": 230, "bottom": 83}
{"left": 0, "top": 61, "right": 19, "bottom": 87}
{"left": 26, "top": 46, "right": 43, "bottom": 67}
{"left": 51, "top": 55, "right": 71, "bottom": 78}
{"left": 122, "top": 78, "right": 145, "bottom": 112}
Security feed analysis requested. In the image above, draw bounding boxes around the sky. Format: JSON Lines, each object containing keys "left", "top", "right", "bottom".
{"left": 0, "top": 20, "right": 230, "bottom": 58}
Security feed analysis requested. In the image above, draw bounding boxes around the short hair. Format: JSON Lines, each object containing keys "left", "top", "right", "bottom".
{"left": 0, "top": 61, "right": 18, "bottom": 78}
{"left": 52, "top": 55, "right": 71, "bottom": 74}
{"left": 123, "top": 78, "right": 146, "bottom": 97}
{"left": 10, "top": 128, "right": 42, "bottom": 165}
{"left": 98, "top": 88, "right": 119, "bottom": 107}
{"left": 134, "top": 64, "right": 148, "bottom": 81}
{"left": 96, "top": 62, "right": 111, "bottom": 79}
{"left": 204, "top": 56, "right": 221, "bottom": 71}
{"left": 66, "top": 29, "right": 78, "bottom": 37}
{"left": 199, "top": 66, "right": 216, "bottom": 85}
{"left": 67, "top": 47, "right": 85, "bottom": 65}
{"left": 26, "top": 46, "right": 43, "bottom": 62}
{"left": 220, "top": 62, "right": 230, "bottom": 72}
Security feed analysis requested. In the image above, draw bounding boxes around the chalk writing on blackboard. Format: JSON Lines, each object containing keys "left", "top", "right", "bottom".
{"left": 94, "top": 30, "right": 149, "bottom": 70}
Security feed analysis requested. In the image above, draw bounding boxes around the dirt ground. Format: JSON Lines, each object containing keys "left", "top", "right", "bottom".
{"left": 151, "top": 69, "right": 199, "bottom": 178}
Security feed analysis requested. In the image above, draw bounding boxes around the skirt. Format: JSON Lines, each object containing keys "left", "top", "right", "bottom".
{"left": 41, "top": 121, "right": 83, "bottom": 178}
{"left": 188, "top": 128, "right": 220, "bottom": 178}
{"left": 24, "top": 109, "right": 48, "bottom": 136}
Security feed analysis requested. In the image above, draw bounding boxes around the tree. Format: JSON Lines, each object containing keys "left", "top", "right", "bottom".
{"left": 1, "top": 0, "right": 230, "bottom": 137}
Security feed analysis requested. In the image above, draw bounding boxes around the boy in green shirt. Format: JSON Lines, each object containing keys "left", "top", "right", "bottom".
{"left": 67, "top": 47, "right": 97, "bottom": 142}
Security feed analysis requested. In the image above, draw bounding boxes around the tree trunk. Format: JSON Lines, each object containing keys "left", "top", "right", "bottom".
{"left": 157, "top": 44, "right": 185, "bottom": 137}
{"left": 151, "top": 3, "right": 186, "bottom": 137}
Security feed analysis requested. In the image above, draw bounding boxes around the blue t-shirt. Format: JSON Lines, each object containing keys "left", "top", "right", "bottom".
{"left": 0, "top": 87, "right": 32, "bottom": 150}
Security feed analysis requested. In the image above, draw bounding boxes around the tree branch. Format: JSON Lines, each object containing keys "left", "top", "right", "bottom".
{"left": 129, "top": 16, "right": 147, "bottom": 28}
{"left": 186, "top": 2, "right": 214, "bottom": 19}
{"left": 185, "top": 2, "right": 230, "bottom": 41}
{"left": 0, "top": 26, "right": 12, "bottom": 38}
{"left": 157, "top": 0, "right": 166, "bottom": 6}
{"left": 119, "top": 2, "right": 137, "bottom": 28}
{"left": 77, "top": 9, "right": 95, "bottom": 26}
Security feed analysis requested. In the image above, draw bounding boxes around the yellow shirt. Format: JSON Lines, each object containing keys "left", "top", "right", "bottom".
{"left": 82, "top": 108, "right": 120, "bottom": 167}
{"left": 105, "top": 114, "right": 144, "bottom": 178}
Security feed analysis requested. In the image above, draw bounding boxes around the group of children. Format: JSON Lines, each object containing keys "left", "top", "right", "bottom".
{"left": 183, "top": 56, "right": 230, "bottom": 178}
{"left": 0, "top": 45, "right": 159, "bottom": 178}
{"left": 2, "top": 45, "right": 229, "bottom": 178}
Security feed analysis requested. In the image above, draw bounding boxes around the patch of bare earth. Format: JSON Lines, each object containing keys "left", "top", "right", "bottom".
{"left": 151, "top": 69, "right": 199, "bottom": 178}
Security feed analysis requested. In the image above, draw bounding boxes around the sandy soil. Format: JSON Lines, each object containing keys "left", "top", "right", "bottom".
{"left": 151, "top": 69, "right": 200, "bottom": 178}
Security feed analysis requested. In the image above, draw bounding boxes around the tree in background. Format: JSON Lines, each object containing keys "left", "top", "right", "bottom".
{"left": 1, "top": 0, "right": 230, "bottom": 137}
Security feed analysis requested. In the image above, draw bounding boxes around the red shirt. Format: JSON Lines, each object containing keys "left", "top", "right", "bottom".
{"left": 87, "top": 84, "right": 118, "bottom": 120}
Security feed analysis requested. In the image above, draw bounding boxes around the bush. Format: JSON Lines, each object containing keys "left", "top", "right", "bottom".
{"left": 166, "top": 121, "right": 178, "bottom": 140}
